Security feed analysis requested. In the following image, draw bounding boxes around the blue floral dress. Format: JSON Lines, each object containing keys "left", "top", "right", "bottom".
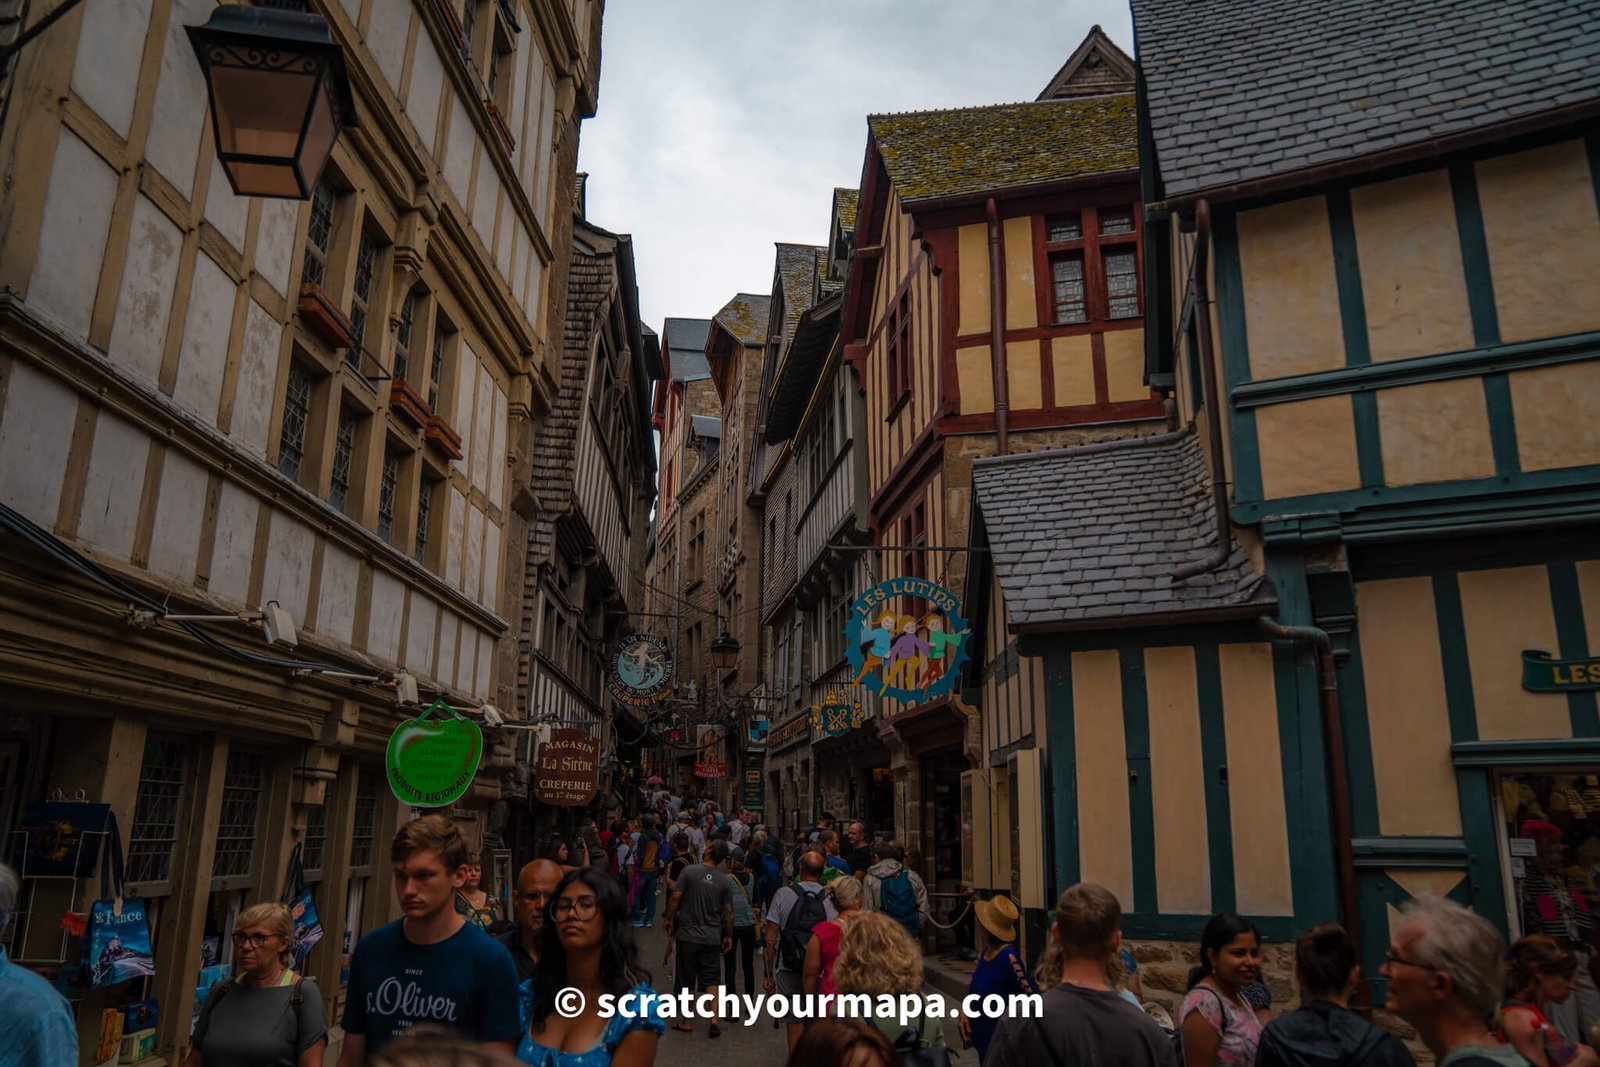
{"left": 515, "top": 983, "right": 665, "bottom": 1067}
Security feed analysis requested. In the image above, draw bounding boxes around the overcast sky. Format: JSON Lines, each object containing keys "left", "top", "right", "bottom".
{"left": 576, "top": 1, "right": 1135, "bottom": 335}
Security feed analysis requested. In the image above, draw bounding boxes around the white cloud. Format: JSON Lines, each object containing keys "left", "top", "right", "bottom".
{"left": 578, "top": 0, "right": 1134, "bottom": 331}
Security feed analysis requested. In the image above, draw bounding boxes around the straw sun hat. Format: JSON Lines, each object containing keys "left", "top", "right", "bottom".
{"left": 974, "top": 894, "right": 1020, "bottom": 943}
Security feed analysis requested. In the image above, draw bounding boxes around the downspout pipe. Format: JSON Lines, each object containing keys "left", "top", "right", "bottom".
{"left": 1256, "top": 616, "right": 1362, "bottom": 980}
{"left": 1173, "top": 199, "right": 1231, "bottom": 583}
{"left": 986, "top": 197, "right": 1011, "bottom": 457}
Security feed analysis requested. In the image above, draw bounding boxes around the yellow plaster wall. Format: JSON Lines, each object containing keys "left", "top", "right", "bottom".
{"left": 1104, "top": 328, "right": 1149, "bottom": 403}
{"left": 1458, "top": 566, "right": 1569, "bottom": 741}
{"left": 1356, "top": 577, "right": 1462, "bottom": 836}
{"left": 1477, "top": 140, "right": 1600, "bottom": 344}
{"left": 1510, "top": 360, "right": 1600, "bottom": 472}
{"left": 1389, "top": 869, "right": 1467, "bottom": 902}
{"left": 959, "top": 224, "right": 990, "bottom": 338}
{"left": 956, "top": 345, "right": 995, "bottom": 415}
{"left": 1144, "top": 645, "right": 1211, "bottom": 915}
{"left": 1236, "top": 196, "right": 1345, "bottom": 379}
{"left": 1254, "top": 395, "right": 1362, "bottom": 499}
{"left": 1007, "top": 342, "right": 1043, "bottom": 410}
{"left": 1218, "top": 642, "right": 1294, "bottom": 916}
{"left": 1072, "top": 650, "right": 1134, "bottom": 906}
{"left": 1051, "top": 334, "right": 1096, "bottom": 408}
{"left": 1351, "top": 170, "right": 1475, "bottom": 362}
{"left": 1578, "top": 561, "right": 1600, "bottom": 657}
{"left": 1376, "top": 378, "right": 1496, "bottom": 486}
{"left": 1004, "top": 215, "right": 1037, "bottom": 331}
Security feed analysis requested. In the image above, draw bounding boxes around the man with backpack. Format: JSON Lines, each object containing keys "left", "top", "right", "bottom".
{"left": 631, "top": 814, "right": 664, "bottom": 927}
{"left": 764, "top": 851, "right": 837, "bottom": 1051}
{"left": 863, "top": 840, "right": 927, "bottom": 940}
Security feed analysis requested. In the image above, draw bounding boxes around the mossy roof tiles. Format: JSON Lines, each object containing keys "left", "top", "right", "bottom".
{"left": 834, "top": 188, "right": 860, "bottom": 231}
{"left": 714, "top": 294, "right": 771, "bottom": 347}
{"left": 868, "top": 95, "right": 1138, "bottom": 204}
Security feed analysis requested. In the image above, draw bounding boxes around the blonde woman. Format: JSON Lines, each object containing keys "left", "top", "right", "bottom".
{"left": 805, "top": 876, "right": 865, "bottom": 1000}
{"left": 187, "top": 902, "right": 327, "bottom": 1067}
{"left": 831, "top": 910, "right": 947, "bottom": 1055}
{"left": 456, "top": 851, "right": 503, "bottom": 930}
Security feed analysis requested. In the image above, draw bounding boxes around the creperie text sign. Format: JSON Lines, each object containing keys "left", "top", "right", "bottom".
{"left": 534, "top": 728, "right": 599, "bottom": 805}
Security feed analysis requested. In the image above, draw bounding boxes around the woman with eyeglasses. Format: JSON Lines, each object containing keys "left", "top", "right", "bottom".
{"left": 186, "top": 902, "right": 327, "bottom": 1067}
{"left": 519, "top": 866, "right": 664, "bottom": 1066}
{"left": 1502, "top": 934, "right": 1600, "bottom": 1067}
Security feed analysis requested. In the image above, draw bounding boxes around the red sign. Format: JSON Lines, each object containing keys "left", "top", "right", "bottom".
{"left": 535, "top": 729, "right": 600, "bottom": 805}
{"left": 693, "top": 762, "right": 727, "bottom": 779}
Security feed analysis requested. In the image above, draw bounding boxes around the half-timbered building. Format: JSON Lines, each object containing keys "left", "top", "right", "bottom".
{"left": 840, "top": 28, "right": 1166, "bottom": 902}
{"left": 966, "top": 0, "right": 1600, "bottom": 1020}
{"left": 0, "top": 0, "right": 598, "bottom": 1057}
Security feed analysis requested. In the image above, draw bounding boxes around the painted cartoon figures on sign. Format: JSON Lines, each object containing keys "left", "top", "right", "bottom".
{"left": 844, "top": 577, "right": 970, "bottom": 706}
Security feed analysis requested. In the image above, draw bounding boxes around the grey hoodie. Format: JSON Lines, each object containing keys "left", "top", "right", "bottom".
{"left": 864, "top": 859, "right": 929, "bottom": 920}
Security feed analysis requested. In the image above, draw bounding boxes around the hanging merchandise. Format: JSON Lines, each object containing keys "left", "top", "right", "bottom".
{"left": 845, "top": 576, "right": 971, "bottom": 706}
{"left": 385, "top": 697, "right": 484, "bottom": 807}
{"left": 282, "top": 842, "right": 326, "bottom": 966}
{"left": 82, "top": 817, "right": 156, "bottom": 989}
{"left": 15, "top": 801, "right": 114, "bottom": 878}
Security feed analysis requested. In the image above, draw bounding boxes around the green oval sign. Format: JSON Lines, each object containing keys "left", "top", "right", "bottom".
{"left": 385, "top": 714, "right": 484, "bottom": 807}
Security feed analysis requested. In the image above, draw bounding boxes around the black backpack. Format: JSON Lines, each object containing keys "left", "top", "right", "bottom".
{"left": 779, "top": 886, "right": 829, "bottom": 971}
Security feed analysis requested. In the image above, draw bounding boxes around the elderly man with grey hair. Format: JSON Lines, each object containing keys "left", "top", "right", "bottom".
{"left": 0, "top": 862, "right": 79, "bottom": 1065}
{"left": 1380, "top": 895, "right": 1530, "bottom": 1066}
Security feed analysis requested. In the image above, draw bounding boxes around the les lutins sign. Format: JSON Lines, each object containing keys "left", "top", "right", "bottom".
{"left": 386, "top": 699, "right": 484, "bottom": 807}
{"left": 1523, "top": 650, "right": 1600, "bottom": 692}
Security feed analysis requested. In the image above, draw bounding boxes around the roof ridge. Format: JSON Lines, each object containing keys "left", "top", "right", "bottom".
{"left": 868, "top": 95, "right": 1124, "bottom": 122}
{"left": 973, "top": 426, "right": 1190, "bottom": 469}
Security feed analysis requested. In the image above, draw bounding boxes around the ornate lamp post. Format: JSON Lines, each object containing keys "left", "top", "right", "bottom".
{"left": 186, "top": 2, "right": 356, "bottom": 199}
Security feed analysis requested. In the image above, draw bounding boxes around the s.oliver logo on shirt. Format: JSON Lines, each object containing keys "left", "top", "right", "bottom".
{"left": 369, "top": 977, "right": 461, "bottom": 1022}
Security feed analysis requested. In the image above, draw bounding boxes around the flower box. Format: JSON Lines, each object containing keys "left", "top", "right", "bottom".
{"left": 297, "top": 283, "right": 355, "bottom": 349}
{"left": 487, "top": 102, "right": 516, "bottom": 155}
{"left": 390, "top": 379, "right": 432, "bottom": 430}
{"left": 425, "top": 413, "right": 464, "bottom": 460}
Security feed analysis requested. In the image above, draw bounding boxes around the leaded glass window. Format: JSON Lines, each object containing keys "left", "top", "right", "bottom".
{"left": 303, "top": 799, "right": 328, "bottom": 881}
{"left": 377, "top": 447, "right": 400, "bottom": 542}
{"left": 394, "top": 290, "right": 417, "bottom": 382}
{"left": 350, "top": 767, "right": 379, "bottom": 872}
{"left": 1051, "top": 253, "right": 1087, "bottom": 325}
{"left": 428, "top": 323, "right": 448, "bottom": 409}
{"left": 278, "top": 365, "right": 312, "bottom": 480}
{"left": 127, "top": 738, "right": 186, "bottom": 890}
{"left": 1104, "top": 249, "right": 1140, "bottom": 319}
{"left": 460, "top": 0, "right": 478, "bottom": 51}
{"left": 212, "top": 750, "right": 264, "bottom": 882}
{"left": 302, "top": 181, "right": 334, "bottom": 287}
{"left": 414, "top": 478, "right": 435, "bottom": 563}
{"left": 1047, "top": 213, "right": 1082, "bottom": 242}
{"left": 349, "top": 232, "right": 377, "bottom": 368}
{"left": 1099, "top": 206, "right": 1135, "bottom": 237}
{"left": 330, "top": 408, "right": 357, "bottom": 512}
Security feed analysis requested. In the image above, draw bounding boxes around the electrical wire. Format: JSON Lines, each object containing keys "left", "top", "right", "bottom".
{"left": 0, "top": 499, "right": 385, "bottom": 677}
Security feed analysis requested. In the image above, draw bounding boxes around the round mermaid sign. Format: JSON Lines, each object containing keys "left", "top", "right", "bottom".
{"left": 845, "top": 576, "right": 971, "bottom": 706}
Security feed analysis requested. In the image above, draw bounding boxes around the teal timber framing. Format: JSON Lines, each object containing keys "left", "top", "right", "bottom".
{"left": 1027, "top": 604, "right": 1336, "bottom": 943}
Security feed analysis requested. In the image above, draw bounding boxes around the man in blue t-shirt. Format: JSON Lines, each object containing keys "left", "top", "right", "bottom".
{"left": 337, "top": 815, "right": 521, "bottom": 1063}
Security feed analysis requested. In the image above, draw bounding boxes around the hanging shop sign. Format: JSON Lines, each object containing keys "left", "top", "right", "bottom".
{"left": 535, "top": 729, "right": 600, "bottom": 806}
{"left": 694, "top": 762, "right": 728, "bottom": 779}
{"left": 1523, "top": 650, "right": 1600, "bottom": 692}
{"left": 741, "top": 768, "right": 764, "bottom": 810}
{"left": 385, "top": 700, "right": 484, "bottom": 808}
{"left": 769, "top": 712, "right": 813, "bottom": 748}
{"left": 845, "top": 575, "right": 971, "bottom": 705}
{"left": 609, "top": 634, "right": 673, "bottom": 707}
{"left": 811, "top": 690, "right": 868, "bottom": 738}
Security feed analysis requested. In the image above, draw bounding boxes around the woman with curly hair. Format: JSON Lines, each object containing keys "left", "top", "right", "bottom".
{"left": 518, "top": 867, "right": 663, "bottom": 1067}
{"left": 787, "top": 1018, "right": 897, "bottom": 1067}
{"left": 831, "top": 910, "right": 947, "bottom": 1056}
{"left": 1503, "top": 934, "right": 1600, "bottom": 1067}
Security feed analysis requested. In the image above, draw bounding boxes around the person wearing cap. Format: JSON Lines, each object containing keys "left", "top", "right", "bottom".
{"left": 960, "top": 894, "right": 1039, "bottom": 1061}
{"left": 679, "top": 810, "right": 706, "bottom": 863}
{"left": 722, "top": 845, "right": 760, "bottom": 997}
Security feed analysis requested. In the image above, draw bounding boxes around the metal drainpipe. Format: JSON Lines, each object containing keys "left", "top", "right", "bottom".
{"left": 1173, "top": 199, "right": 1232, "bottom": 583}
{"left": 986, "top": 197, "right": 1011, "bottom": 457}
{"left": 1257, "top": 615, "right": 1363, "bottom": 982}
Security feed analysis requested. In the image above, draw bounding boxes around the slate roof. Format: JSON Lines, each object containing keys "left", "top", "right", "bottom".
{"left": 973, "top": 429, "right": 1273, "bottom": 631}
{"left": 775, "top": 244, "right": 823, "bottom": 346}
{"left": 834, "top": 187, "right": 859, "bottom": 232}
{"left": 868, "top": 95, "right": 1138, "bottom": 205}
{"left": 690, "top": 415, "right": 722, "bottom": 440}
{"left": 663, "top": 317, "right": 711, "bottom": 381}
{"left": 714, "top": 294, "right": 771, "bottom": 347}
{"left": 1133, "top": 0, "right": 1600, "bottom": 199}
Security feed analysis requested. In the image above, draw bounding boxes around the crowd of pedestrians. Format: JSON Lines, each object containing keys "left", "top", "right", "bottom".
{"left": 1, "top": 794, "right": 1585, "bottom": 1067}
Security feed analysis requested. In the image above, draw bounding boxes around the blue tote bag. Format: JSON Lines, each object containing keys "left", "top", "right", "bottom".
{"left": 283, "top": 843, "right": 325, "bottom": 967}
{"left": 83, "top": 817, "right": 156, "bottom": 989}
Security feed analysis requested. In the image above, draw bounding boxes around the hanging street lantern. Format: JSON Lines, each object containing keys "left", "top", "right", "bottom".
{"left": 186, "top": 2, "right": 356, "bottom": 200}
{"left": 709, "top": 632, "right": 741, "bottom": 671}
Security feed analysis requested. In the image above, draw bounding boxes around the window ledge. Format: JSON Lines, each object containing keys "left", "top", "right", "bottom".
{"left": 885, "top": 389, "right": 912, "bottom": 422}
